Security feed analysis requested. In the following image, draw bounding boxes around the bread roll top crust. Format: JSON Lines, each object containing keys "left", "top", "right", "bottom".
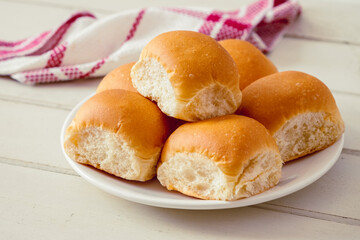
{"left": 96, "top": 62, "right": 137, "bottom": 93}
{"left": 139, "top": 31, "right": 241, "bottom": 104}
{"left": 219, "top": 39, "right": 278, "bottom": 90}
{"left": 67, "top": 89, "right": 169, "bottom": 158}
{"left": 160, "top": 115, "right": 279, "bottom": 177}
{"left": 239, "top": 71, "right": 344, "bottom": 134}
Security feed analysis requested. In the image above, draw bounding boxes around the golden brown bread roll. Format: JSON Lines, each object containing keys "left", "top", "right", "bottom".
{"left": 238, "top": 71, "right": 345, "bottom": 162}
{"left": 157, "top": 115, "right": 282, "bottom": 201}
{"left": 219, "top": 39, "right": 278, "bottom": 90}
{"left": 96, "top": 62, "right": 137, "bottom": 93}
{"left": 64, "top": 89, "right": 169, "bottom": 181}
{"left": 131, "top": 31, "right": 242, "bottom": 122}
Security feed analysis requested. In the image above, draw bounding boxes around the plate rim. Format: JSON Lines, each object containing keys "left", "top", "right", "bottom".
{"left": 60, "top": 93, "right": 344, "bottom": 210}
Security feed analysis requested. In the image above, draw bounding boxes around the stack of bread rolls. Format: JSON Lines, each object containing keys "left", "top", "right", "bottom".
{"left": 64, "top": 30, "right": 344, "bottom": 201}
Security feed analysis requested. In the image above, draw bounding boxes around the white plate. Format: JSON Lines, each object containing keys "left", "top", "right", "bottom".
{"left": 61, "top": 94, "right": 344, "bottom": 210}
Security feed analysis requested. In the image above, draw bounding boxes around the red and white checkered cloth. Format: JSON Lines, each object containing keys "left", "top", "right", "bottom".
{"left": 0, "top": 0, "right": 301, "bottom": 84}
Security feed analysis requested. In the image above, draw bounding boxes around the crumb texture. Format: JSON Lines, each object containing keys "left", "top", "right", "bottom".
{"left": 274, "top": 112, "right": 344, "bottom": 162}
{"left": 182, "top": 83, "right": 238, "bottom": 121}
{"left": 131, "top": 58, "right": 177, "bottom": 117}
{"left": 131, "top": 58, "right": 240, "bottom": 121}
{"left": 157, "top": 150, "right": 282, "bottom": 201}
{"left": 64, "top": 126, "right": 159, "bottom": 181}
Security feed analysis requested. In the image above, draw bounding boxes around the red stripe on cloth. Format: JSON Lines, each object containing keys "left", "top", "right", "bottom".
{"left": 253, "top": 0, "right": 301, "bottom": 51}
{"left": 60, "top": 57, "right": 107, "bottom": 80}
{"left": 0, "top": 12, "right": 95, "bottom": 61}
{"left": 24, "top": 69, "right": 59, "bottom": 84}
{"left": 0, "top": 31, "right": 50, "bottom": 58}
{"left": 254, "top": 19, "right": 288, "bottom": 47}
{"left": 241, "top": 0, "right": 270, "bottom": 23}
{"left": 198, "top": 21, "right": 217, "bottom": 36}
{"left": 61, "top": 66, "right": 82, "bottom": 80}
{"left": 79, "top": 58, "right": 107, "bottom": 79}
{"left": 198, "top": 11, "right": 223, "bottom": 36}
{"left": 223, "top": 18, "right": 249, "bottom": 31}
{"left": 124, "top": 9, "right": 146, "bottom": 42}
{"left": 274, "top": 0, "right": 287, "bottom": 7}
{"left": 0, "top": 38, "right": 27, "bottom": 48}
{"left": 215, "top": 25, "right": 250, "bottom": 41}
{"left": 21, "top": 57, "right": 107, "bottom": 84}
{"left": 206, "top": 13, "right": 222, "bottom": 22}
{"left": 214, "top": 18, "right": 251, "bottom": 41}
{"left": 29, "top": 12, "right": 96, "bottom": 56}
{"left": 45, "top": 43, "right": 67, "bottom": 68}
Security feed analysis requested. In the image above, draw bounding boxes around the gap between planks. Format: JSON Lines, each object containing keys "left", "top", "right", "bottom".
{"left": 0, "top": 156, "right": 77, "bottom": 176}
{"left": 0, "top": 95, "right": 73, "bottom": 111}
{"left": 1, "top": 153, "right": 360, "bottom": 227}
{"left": 285, "top": 34, "right": 360, "bottom": 47}
{"left": 254, "top": 203, "right": 360, "bottom": 226}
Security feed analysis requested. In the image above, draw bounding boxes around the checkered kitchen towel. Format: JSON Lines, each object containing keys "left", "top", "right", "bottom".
{"left": 0, "top": 0, "right": 301, "bottom": 84}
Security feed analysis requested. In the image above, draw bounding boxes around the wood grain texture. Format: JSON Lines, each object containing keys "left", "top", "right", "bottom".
{"left": 268, "top": 37, "right": 360, "bottom": 95}
{"left": 0, "top": 77, "right": 101, "bottom": 110}
{"left": 0, "top": 1, "right": 74, "bottom": 41}
{"left": 1, "top": 163, "right": 360, "bottom": 240}
{"left": 0, "top": 100, "right": 70, "bottom": 169}
{"left": 269, "top": 152, "right": 360, "bottom": 221}
{"left": 333, "top": 93, "right": 360, "bottom": 151}
{"left": 287, "top": 0, "right": 360, "bottom": 45}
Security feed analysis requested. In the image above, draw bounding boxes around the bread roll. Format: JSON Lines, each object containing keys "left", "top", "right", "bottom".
{"left": 219, "top": 39, "right": 277, "bottom": 90}
{"left": 96, "top": 62, "right": 137, "bottom": 93}
{"left": 131, "top": 31, "right": 242, "bottom": 122}
{"left": 157, "top": 115, "right": 282, "bottom": 201}
{"left": 64, "top": 89, "right": 169, "bottom": 181}
{"left": 238, "top": 71, "right": 345, "bottom": 162}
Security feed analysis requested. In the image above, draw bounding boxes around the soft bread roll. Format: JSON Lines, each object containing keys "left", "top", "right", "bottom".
{"left": 238, "top": 71, "right": 345, "bottom": 162}
{"left": 96, "top": 62, "right": 137, "bottom": 93}
{"left": 131, "top": 31, "right": 242, "bottom": 122}
{"left": 157, "top": 115, "right": 282, "bottom": 201}
{"left": 64, "top": 89, "right": 169, "bottom": 181}
{"left": 96, "top": 62, "right": 185, "bottom": 134}
{"left": 219, "top": 39, "right": 278, "bottom": 90}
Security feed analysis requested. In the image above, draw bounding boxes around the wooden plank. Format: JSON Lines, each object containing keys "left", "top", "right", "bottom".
{"left": 1, "top": 163, "right": 359, "bottom": 240}
{"left": 0, "top": 77, "right": 100, "bottom": 110}
{"left": 0, "top": 1, "right": 75, "bottom": 41}
{"left": 287, "top": 0, "right": 360, "bottom": 45}
{"left": 0, "top": 100, "right": 71, "bottom": 169}
{"left": 268, "top": 37, "right": 360, "bottom": 95}
{"left": 268, "top": 152, "right": 360, "bottom": 221}
{"left": 333, "top": 92, "right": 360, "bottom": 151}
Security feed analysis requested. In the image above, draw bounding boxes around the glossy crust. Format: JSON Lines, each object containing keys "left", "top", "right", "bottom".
{"left": 96, "top": 62, "right": 137, "bottom": 93}
{"left": 66, "top": 89, "right": 169, "bottom": 158}
{"left": 238, "top": 71, "right": 344, "bottom": 135}
{"left": 219, "top": 39, "right": 278, "bottom": 90}
{"left": 159, "top": 115, "right": 279, "bottom": 177}
{"left": 138, "top": 30, "right": 242, "bottom": 106}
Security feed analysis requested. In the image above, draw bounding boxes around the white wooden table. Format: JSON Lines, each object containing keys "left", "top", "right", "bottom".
{"left": 1, "top": 0, "right": 359, "bottom": 239}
